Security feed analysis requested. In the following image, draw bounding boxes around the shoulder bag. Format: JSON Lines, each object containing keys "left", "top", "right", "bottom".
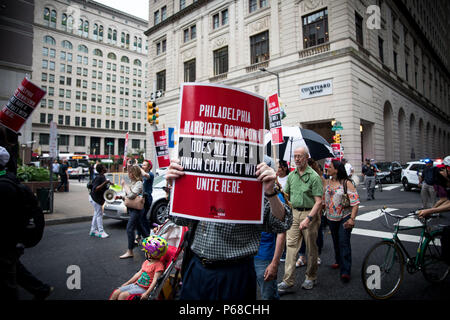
{"left": 341, "top": 179, "right": 351, "bottom": 208}
{"left": 124, "top": 195, "right": 145, "bottom": 210}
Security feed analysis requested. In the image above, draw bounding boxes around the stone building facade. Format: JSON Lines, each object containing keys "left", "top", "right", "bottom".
{"left": 144, "top": 0, "right": 450, "bottom": 173}
{"left": 31, "top": 0, "right": 149, "bottom": 158}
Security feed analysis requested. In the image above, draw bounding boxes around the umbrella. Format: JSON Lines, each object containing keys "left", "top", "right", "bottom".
{"left": 265, "top": 126, "right": 334, "bottom": 162}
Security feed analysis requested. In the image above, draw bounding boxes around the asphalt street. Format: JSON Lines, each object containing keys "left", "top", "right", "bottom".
{"left": 19, "top": 182, "right": 450, "bottom": 300}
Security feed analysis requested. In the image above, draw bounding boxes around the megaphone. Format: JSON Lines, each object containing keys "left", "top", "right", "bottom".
{"left": 104, "top": 188, "right": 117, "bottom": 203}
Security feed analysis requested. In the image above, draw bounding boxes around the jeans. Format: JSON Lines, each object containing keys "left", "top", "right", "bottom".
{"left": 364, "top": 176, "right": 375, "bottom": 199}
{"left": 126, "top": 208, "right": 148, "bottom": 250}
{"left": 254, "top": 258, "right": 280, "bottom": 300}
{"left": 327, "top": 215, "right": 352, "bottom": 276}
{"left": 89, "top": 196, "right": 104, "bottom": 233}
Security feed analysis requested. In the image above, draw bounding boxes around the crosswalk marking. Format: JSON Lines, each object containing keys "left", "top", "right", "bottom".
{"left": 356, "top": 208, "right": 398, "bottom": 222}
{"left": 394, "top": 216, "right": 423, "bottom": 228}
{"left": 382, "top": 185, "right": 401, "bottom": 191}
{"left": 352, "top": 228, "right": 421, "bottom": 243}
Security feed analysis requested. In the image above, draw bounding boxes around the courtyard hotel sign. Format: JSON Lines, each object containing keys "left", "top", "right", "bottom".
{"left": 300, "top": 79, "right": 333, "bottom": 99}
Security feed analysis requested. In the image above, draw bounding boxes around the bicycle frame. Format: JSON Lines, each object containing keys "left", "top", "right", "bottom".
{"left": 381, "top": 210, "right": 437, "bottom": 272}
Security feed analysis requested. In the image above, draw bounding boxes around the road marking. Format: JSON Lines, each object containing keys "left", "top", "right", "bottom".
{"left": 352, "top": 228, "right": 421, "bottom": 243}
{"left": 394, "top": 216, "right": 423, "bottom": 228}
{"left": 382, "top": 185, "right": 400, "bottom": 191}
{"left": 356, "top": 208, "right": 398, "bottom": 222}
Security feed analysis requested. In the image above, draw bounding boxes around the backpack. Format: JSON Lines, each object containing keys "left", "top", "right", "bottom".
{"left": 0, "top": 176, "right": 45, "bottom": 248}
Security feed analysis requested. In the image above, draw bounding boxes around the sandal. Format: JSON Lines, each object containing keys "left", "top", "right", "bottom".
{"left": 119, "top": 251, "right": 134, "bottom": 259}
{"left": 295, "top": 257, "right": 306, "bottom": 268}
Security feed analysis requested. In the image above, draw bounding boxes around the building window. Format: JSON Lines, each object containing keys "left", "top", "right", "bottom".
{"left": 249, "top": 0, "right": 267, "bottom": 13}
{"left": 44, "top": 35, "right": 56, "bottom": 45}
{"left": 154, "top": 10, "right": 160, "bottom": 25}
{"left": 50, "top": 10, "right": 57, "bottom": 28}
{"left": 161, "top": 6, "right": 167, "bottom": 21}
{"left": 156, "top": 38, "right": 167, "bottom": 55}
{"left": 74, "top": 136, "right": 85, "bottom": 146}
{"left": 156, "top": 70, "right": 166, "bottom": 92}
{"left": 378, "top": 36, "right": 384, "bottom": 63}
{"left": 180, "top": 0, "right": 186, "bottom": 10}
{"left": 132, "top": 139, "right": 140, "bottom": 149}
{"left": 184, "top": 59, "right": 196, "bottom": 82}
{"left": 59, "top": 135, "right": 69, "bottom": 146}
{"left": 213, "top": 9, "right": 228, "bottom": 30}
{"left": 393, "top": 51, "right": 398, "bottom": 73}
{"left": 40, "top": 133, "right": 49, "bottom": 145}
{"left": 302, "top": 8, "right": 329, "bottom": 49}
{"left": 183, "top": 25, "right": 196, "bottom": 43}
{"left": 250, "top": 30, "right": 269, "bottom": 64}
{"left": 355, "top": 11, "right": 363, "bottom": 46}
{"left": 213, "top": 46, "right": 228, "bottom": 75}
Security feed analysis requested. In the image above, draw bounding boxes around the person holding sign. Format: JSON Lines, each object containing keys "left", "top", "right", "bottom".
{"left": 278, "top": 146, "right": 324, "bottom": 293}
{"left": 166, "top": 159, "right": 292, "bottom": 300}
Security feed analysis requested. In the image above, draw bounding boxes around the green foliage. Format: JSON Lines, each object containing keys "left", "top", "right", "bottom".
{"left": 17, "top": 165, "right": 58, "bottom": 182}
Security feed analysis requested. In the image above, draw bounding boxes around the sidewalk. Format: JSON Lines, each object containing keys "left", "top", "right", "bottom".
{"left": 44, "top": 180, "right": 93, "bottom": 225}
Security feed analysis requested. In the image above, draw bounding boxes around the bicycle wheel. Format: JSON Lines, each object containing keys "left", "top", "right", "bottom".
{"left": 421, "top": 230, "right": 450, "bottom": 283}
{"left": 361, "top": 240, "right": 404, "bottom": 299}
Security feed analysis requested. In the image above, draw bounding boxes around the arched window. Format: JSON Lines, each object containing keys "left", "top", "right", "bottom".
{"left": 50, "top": 10, "right": 57, "bottom": 28}
{"left": 99, "top": 25, "right": 104, "bottom": 41}
{"left": 93, "top": 49, "right": 103, "bottom": 57}
{"left": 62, "top": 13, "right": 67, "bottom": 30}
{"left": 133, "top": 36, "right": 137, "bottom": 50}
{"left": 126, "top": 34, "right": 130, "bottom": 49}
{"left": 43, "top": 8, "right": 50, "bottom": 26}
{"left": 67, "top": 15, "right": 74, "bottom": 32}
{"left": 83, "top": 20, "right": 89, "bottom": 37}
{"left": 133, "top": 59, "right": 142, "bottom": 67}
{"left": 121, "top": 56, "right": 129, "bottom": 63}
{"left": 112, "top": 29, "right": 117, "bottom": 44}
{"left": 121, "top": 32, "right": 125, "bottom": 45}
{"left": 78, "top": 44, "right": 88, "bottom": 54}
{"left": 44, "top": 35, "right": 56, "bottom": 45}
{"left": 93, "top": 23, "right": 99, "bottom": 40}
{"left": 78, "top": 19, "right": 83, "bottom": 36}
{"left": 62, "top": 40, "right": 73, "bottom": 49}
{"left": 107, "top": 52, "right": 117, "bottom": 60}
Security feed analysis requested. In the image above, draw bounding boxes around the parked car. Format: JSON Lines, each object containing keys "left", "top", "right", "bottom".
{"left": 103, "top": 173, "right": 168, "bottom": 224}
{"left": 375, "top": 161, "right": 403, "bottom": 183}
{"left": 401, "top": 161, "right": 426, "bottom": 191}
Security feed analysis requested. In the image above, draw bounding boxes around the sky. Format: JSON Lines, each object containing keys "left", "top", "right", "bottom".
{"left": 93, "top": 0, "right": 149, "bottom": 21}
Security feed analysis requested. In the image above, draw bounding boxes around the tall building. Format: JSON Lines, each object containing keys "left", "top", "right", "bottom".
{"left": 0, "top": 0, "right": 35, "bottom": 161}
{"left": 31, "top": 0, "right": 149, "bottom": 159}
{"left": 144, "top": 0, "right": 450, "bottom": 172}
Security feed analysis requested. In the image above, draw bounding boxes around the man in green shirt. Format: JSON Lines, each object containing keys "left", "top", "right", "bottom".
{"left": 278, "top": 146, "right": 324, "bottom": 292}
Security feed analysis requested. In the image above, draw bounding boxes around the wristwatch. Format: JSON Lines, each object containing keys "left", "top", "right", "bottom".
{"left": 306, "top": 215, "right": 313, "bottom": 221}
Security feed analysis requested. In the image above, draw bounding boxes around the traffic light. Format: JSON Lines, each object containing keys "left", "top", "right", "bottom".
{"left": 146, "top": 101, "right": 159, "bottom": 124}
{"left": 335, "top": 133, "right": 341, "bottom": 144}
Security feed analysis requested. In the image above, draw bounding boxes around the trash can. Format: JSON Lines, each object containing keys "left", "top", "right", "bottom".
{"left": 36, "top": 188, "right": 50, "bottom": 212}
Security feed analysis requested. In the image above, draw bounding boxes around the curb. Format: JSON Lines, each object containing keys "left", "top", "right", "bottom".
{"left": 44, "top": 216, "right": 93, "bottom": 226}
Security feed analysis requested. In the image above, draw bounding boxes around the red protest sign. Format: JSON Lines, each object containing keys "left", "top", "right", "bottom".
{"left": 153, "top": 129, "right": 170, "bottom": 168}
{"left": 171, "top": 83, "right": 266, "bottom": 224}
{"left": 267, "top": 93, "right": 283, "bottom": 145}
{"left": 0, "top": 78, "right": 46, "bottom": 133}
{"left": 331, "top": 143, "right": 343, "bottom": 161}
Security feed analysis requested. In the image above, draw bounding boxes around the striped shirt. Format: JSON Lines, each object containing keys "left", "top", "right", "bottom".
{"left": 169, "top": 198, "right": 292, "bottom": 261}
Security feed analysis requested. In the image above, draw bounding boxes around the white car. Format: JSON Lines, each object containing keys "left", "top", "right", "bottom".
{"left": 103, "top": 173, "right": 169, "bottom": 224}
{"left": 401, "top": 161, "right": 426, "bottom": 191}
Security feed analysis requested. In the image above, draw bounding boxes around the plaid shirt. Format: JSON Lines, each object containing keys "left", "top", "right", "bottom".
{"left": 169, "top": 198, "right": 292, "bottom": 261}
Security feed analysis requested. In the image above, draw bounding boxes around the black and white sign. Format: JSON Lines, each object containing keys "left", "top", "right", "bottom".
{"left": 300, "top": 79, "right": 333, "bottom": 99}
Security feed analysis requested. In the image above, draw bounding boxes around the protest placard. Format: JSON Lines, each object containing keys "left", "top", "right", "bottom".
{"left": 153, "top": 129, "right": 170, "bottom": 168}
{"left": 0, "top": 78, "right": 46, "bottom": 133}
{"left": 170, "top": 83, "right": 266, "bottom": 223}
{"left": 267, "top": 93, "right": 283, "bottom": 145}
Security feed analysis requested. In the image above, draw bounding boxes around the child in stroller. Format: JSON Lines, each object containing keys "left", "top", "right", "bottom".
{"left": 110, "top": 235, "right": 168, "bottom": 300}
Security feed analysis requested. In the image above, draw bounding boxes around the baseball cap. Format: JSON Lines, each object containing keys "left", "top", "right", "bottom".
{"left": 0, "top": 146, "right": 10, "bottom": 167}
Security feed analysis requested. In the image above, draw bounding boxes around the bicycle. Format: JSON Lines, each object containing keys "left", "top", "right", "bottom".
{"left": 375, "top": 175, "right": 383, "bottom": 192}
{"left": 361, "top": 207, "right": 449, "bottom": 300}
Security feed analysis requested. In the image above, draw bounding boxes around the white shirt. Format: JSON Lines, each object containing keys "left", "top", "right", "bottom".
{"left": 277, "top": 175, "right": 288, "bottom": 190}
{"left": 344, "top": 163, "right": 353, "bottom": 177}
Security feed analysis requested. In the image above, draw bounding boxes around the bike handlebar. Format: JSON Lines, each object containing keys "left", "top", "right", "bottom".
{"left": 379, "top": 207, "right": 439, "bottom": 222}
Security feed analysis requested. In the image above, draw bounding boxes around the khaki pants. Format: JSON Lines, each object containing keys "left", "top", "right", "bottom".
{"left": 282, "top": 209, "right": 320, "bottom": 286}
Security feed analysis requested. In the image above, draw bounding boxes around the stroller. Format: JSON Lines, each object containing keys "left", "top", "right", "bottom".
{"left": 112, "top": 219, "right": 188, "bottom": 300}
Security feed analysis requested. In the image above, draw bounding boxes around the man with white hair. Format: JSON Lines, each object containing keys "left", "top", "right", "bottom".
{"left": 278, "top": 146, "right": 324, "bottom": 292}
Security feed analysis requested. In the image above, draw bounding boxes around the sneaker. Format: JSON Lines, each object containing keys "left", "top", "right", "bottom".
{"left": 301, "top": 279, "right": 316, "bottom": 290}
{"left": 317, "top": 257, "right": 321, "bottom": 265}
{"left": 90, "top": 231, "right": 98, "bottom": 237}
{"left": 331, "top": 263, "right": 340, "bottom": 269}
{"left": 341, "top": 274, "right": 351, "bottom": 283}
{"left": 295, "top": 257, "right": 306, "bottom": 268}
{"left": 277, "top": 281, "right": 295, "bottom": 293}
{"left": 97, "top": 231, "right": 109, "bottom": 238}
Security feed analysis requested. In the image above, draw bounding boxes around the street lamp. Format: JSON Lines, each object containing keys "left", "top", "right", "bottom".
{"left": 259, "top": 67, "right": 280, "bottom": 97}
